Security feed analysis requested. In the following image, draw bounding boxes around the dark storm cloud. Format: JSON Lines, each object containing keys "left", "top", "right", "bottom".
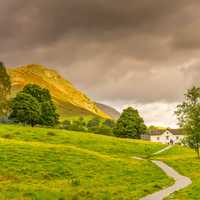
{"left": 1, "top": 0, "right": 200, "bottom": 104}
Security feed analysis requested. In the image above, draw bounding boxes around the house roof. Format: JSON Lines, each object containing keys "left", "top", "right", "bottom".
{"left": 149, "top": 129, "right": 183, "bottom": 136}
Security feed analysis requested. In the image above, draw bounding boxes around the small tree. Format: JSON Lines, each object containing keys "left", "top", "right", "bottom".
{"left": 176, "top": 86, "right": 200, "bottom": 158}
{"left": 63, "top": 120, "right": 71, "bottom": 130}
{"left": 114, "top": 107, "right": 146, "bottom": 139}
{"left": 103, "top": 119, "right": 116, "bottom": 128}
{"left": 0, "top": 62, "right": 11, "bottom": 116}
{"left": 9, "top": 92, "right": 41, "bottom": 126}
{"left": 87, "top": 117, "right": 101, "bottom": 132}
{"left": 70, "top": 117, "right": 87, "bottom": 132}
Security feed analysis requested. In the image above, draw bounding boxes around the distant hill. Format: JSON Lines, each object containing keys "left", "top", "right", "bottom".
{"left": 8, "top": 64, "right": 110, "bottom": 119}
{"left": 96, "top": 103, "right": 120, "bottom": 120}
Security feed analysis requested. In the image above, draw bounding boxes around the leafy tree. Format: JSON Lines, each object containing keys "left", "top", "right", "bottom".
{"left": 9, "top": 92, "right": 41, "bottom": 126}
{"left": 22, "top": 84, "right": 59, "bottom": 126}
{"left": 113, "top": 107, "right": 147, "bottom": 139}
{"left": 103, "top": 119, "right": 116, "bottom": 128}
{"left": 0, "top": 62, "right": 11, "bottom": 116}
{"left": 23, "top": 84, "right": 51, "bottom": 102}
{"left": 70, "top": 117, "right": 87, "bottom": 132}
{"left": 9, "top": 84, "right": 59, "bottom": 127}
{"left": 40, "top": 101, "right": 59, "bottom": 126}
{"left": 175, "top": 86, "right": 200, "bottom": 158}
{"left": 87, "top": 117, "right": 100, "bottom": 131}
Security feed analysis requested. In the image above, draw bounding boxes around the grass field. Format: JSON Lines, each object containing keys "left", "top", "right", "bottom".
{"left": 0, "top": 124, "right": 172, "bottom": 200}
{"left": 153, "top": 146, "right": 200, "bottom": 200}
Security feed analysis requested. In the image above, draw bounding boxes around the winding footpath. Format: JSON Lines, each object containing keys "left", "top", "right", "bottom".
{"left": 138, "top": 146, "right": 192, "bottom": 200}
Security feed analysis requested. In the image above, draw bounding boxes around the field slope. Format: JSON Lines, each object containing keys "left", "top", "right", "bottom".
{"left": 8, "top": 64, "right": 110, "bottom": 119}
{"left": 0, "top": 124, "right": 173, "bottom": 200}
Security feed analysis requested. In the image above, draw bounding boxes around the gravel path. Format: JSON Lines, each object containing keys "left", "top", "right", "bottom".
{"left": 138, "top": 146, "right": 192, "bottom": 200}
{"left": 152, "top": 145, "right": 173, "bottom": 155}
{"left": 140, "top": 160, "right": 192, "bottom": 200}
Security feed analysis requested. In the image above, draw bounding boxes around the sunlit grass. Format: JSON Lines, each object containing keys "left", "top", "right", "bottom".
{"left": 0, "top": 124, "right": 172, "bottom": 200}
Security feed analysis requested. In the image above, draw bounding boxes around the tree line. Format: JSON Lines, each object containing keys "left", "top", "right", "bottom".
{"left": 62, "top": 107, "right": 147, "bottom": 139}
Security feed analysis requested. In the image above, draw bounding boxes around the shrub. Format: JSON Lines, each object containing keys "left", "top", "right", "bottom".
{"left": 63, "top": 120, "right": 71, "bottom": 130}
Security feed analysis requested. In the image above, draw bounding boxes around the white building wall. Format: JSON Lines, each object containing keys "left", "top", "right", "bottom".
{"left": 150, "top": 130, "right": 185, "bottom": 144}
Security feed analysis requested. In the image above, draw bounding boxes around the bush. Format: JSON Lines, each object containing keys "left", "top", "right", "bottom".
{"left": 94, "top": 125, "right": 114, "bottom": 136}
{"left": 63, "top": 120, "right": 71, "bottom": 130}
{"left": 87, "top": 117, "right": 100, "bottom": 132}
{"left": 103, "top": 119, "right": 116, "bottom": 128}
{"left": 0, "top": 117, "right": 13, "bottom": 124}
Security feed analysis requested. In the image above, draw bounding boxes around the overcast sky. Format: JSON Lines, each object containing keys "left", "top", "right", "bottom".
{"left": 1, "top": 0, "right": 200, "bottom": 127}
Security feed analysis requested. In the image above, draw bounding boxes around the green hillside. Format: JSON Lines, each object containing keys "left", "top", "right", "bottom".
{"left": 0, "top": 124, "right": 172, "bottom": 200}
{"left": 8, "top": 64, "right": 110, "bottom": 119}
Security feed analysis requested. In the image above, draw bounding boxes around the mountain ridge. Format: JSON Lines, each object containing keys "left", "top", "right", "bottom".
{"left": 96, "top": 103, "right": 120, "bottom": 120}
{"left": 8, "top": 64, "right": 110, "bottom": 119}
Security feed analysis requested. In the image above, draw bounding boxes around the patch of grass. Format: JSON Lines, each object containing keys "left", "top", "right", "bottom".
{"left": 47, "top": 131, "right": 56, "bottom": 136}
{"left": 0, "top": 124, "right": 172, "bottom": 200}
{"left": 2, "top": 133, "right": 13, "bottom": 139}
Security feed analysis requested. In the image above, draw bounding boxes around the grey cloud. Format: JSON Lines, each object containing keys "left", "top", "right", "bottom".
{"left": 1, "top": 0, "right": 200, "bottom": 104}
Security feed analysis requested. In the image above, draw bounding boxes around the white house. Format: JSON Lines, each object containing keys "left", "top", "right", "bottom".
{"left": 142, "top": 129, "right": 185, "bottom": 144}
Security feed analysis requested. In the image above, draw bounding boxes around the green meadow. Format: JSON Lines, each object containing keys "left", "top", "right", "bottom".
{"left": 0, "top": 124, "right": 172, "bottom": 200}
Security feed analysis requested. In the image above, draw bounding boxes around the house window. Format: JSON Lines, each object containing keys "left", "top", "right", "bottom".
{"left": 166, "top": 136, "right": 169, "bottom": 140}
{"left": 157, "top": 137, "right": 160, "bottom": 141}
{"left": 176, "top": 136, "right": 179, "bottom": 140}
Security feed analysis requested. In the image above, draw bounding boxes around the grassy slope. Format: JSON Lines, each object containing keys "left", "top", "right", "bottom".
{"left": 153, "top": 146, "right": 200, "bottom": 200}
{"left": 0, "top": 124, "right": 172, "bottom": 200}
{"left": 8, "top": 64, "right": 110, "bottom": 119}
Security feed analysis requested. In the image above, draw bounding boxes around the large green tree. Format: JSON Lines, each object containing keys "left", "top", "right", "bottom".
{"left": 0, "top": 62, "right": 11, "bottom": 116}
{"left": 22, "top": 84, "right": 59, "bottom": 126}
{"left": 9, "top": 84, "right": 59, "bottom": 126}
{"left": 114, "top": 107, "right": 146, "bottom": 139}
{"left": 9, "top": 92, "right": 41, "bottom": 127}
{"left": 176, "top": 86, "right": 200, "bottom": 158}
